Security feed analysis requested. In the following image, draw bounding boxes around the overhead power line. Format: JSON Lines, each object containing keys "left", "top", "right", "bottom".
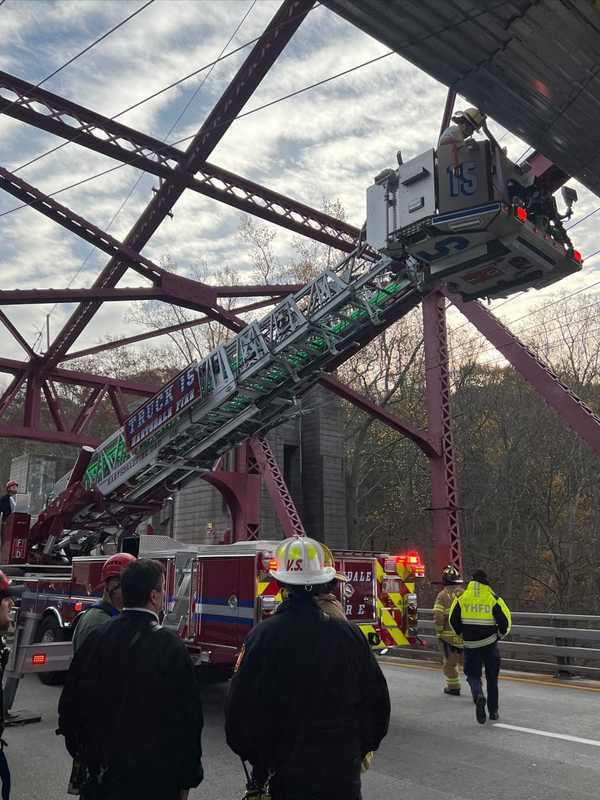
{"left": 2, "top": 0, "right": 155, "bottom": 123}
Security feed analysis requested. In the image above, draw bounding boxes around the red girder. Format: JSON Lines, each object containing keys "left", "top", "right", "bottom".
{"left": 59, "top": 297, "right": 278, "bottom": 363}
{"left": 423, "top": 292, "right": 462, "bottom": 576}
{"left": 37, "top": 0, "right": 313, "bottom": 370}
{"left": 447, "top": 290, "right": 600, "bottom": 459}
{"left": 72, "top": 386, "right": 105, "bottom": 436}
{"left": 0, "top": 167, "right": 247, "bottom": 332}
{"left": 0, "top": 357, "right": 157, "bottom": 395}
{"left": 41, "top": 380, "right": 66, "bottom": 432}
{"left": 0, "top": 310, "right": 36, "bottom": 357}
{"left": 0, "top": 373, "right": 25, "bottom": 418}
{"left": 0, "top": 424, "right": 100, "bottom": 447}
{"left": 0, "top": 284, "right": 301, "bottom": 306}
{"left": 0, "top": 71, "right": 358, "bottom": 253}
{"left": 319, "top": 374, "right": 439, "bottom": 458}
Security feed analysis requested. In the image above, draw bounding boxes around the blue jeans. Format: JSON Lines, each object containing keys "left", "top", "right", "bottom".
{"left": 463, "top": 643, "right": 501, "bottom": 713}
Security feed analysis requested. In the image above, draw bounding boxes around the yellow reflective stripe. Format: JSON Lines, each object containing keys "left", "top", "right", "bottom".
{"left": 375, "top": 560, "right": 385, "bottom": 583}
{"left": 462, "top": 633, "right": 498, "bottom": 648}
{"left": 257, "top": 581, "right": 269, "bottom": 596}
{"left": 387, "top": 592, "right": 404, "bottom": 609}
{"left": 386, "top": 626, "right": 409, "bottom": 646}
{"left": 461, "top": 617, "right": 495, "bottom": 625}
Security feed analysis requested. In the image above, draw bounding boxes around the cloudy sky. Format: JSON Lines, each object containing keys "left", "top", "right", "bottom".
{"left": 0, "top": 0, "right": 598, "bottom": 375}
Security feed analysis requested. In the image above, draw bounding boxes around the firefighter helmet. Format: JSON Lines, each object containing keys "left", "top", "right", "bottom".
{"left": 269, "top": 536, "right": 337, "bottom": 586}
{"left": 452, "top": 107, "right": 485, "bottom": 131}
{"left": 442, "top": 565, "right": 463, "bottom": 585}
{"left": 101, "top": 552, "right": 137, "bottom": 584}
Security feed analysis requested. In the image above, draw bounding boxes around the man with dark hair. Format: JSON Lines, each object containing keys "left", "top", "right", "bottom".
{"left": 0, "top": 482, "right": 18, "bottom": 522}
{"left": 59, "top": 559, "right": 204, "bottom": 800}
{"left": 449, "top": 569, "right": 512, "bottom": 724}
{"left": 226, "top": 536, "right": 390, "bottom": 800}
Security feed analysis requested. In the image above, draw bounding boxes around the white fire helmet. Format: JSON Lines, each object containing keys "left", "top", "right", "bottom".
{"left": 269, "top": 536, "right": 337, "bottom": 586}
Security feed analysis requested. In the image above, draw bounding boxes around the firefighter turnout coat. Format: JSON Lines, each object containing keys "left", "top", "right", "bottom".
{"left": 449, "top": 580, "right": 512, "bottom": 648}
{"left": 58, "top": 609, "right": 204, "bottom": 800}
{"left": 225, "top": 591, "right": 390, "bottom": 800}
{"left": 433, "top": 587, "right": 464, "bottom": 648}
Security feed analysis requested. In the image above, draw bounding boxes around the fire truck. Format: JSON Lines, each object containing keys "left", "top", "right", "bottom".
{"left": 2, "top": 118, "right": 581, "bottom": 704}
{"left": 7, "top": 535, "right": 425, "bottom": 697}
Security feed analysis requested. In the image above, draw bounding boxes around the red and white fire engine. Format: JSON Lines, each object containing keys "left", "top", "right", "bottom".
{"left": 6, "top": 532, "right": 424, "bottom": 701}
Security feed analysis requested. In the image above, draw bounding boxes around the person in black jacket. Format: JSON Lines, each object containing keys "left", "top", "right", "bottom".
{"left": 226, "top": 536, "right": 390, "bottom": 800}
{"left": 58, "top": 559, "right": 203, "bottom": 800}
{"left": 0, "top": 571, "right": 23, "bottom": 800}
{"left": 0, "top": 482, "right": 18, "bottom": 522}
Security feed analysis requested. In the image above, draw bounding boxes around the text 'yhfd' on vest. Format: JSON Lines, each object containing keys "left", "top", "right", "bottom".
{"left": 449, "top": 581, "right": 511, "bottom": 649}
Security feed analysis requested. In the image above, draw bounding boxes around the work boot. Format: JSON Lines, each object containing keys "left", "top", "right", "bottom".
{"left": 444, "top": 687, "right": 460, "bottom": 696}
{"left": 475, "top": 695, "right": 487, "bottom": 724}
{"left": 489, "top": 711, "right": 499, "bottom": 721}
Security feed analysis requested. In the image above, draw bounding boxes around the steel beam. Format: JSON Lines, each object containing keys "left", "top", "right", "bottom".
{"left": 23, "top": 374, "right": 42, "bottom": 428}
{"left": 319, "top": 374, "right": 438, "bottom": 457}
{"left": 447, "top": 290, "right": 600, "bottom": 459}
{"left": 38, "top": 0, "right": 314, "bottom": 369}
{"left": 59, "top": 297, "right": 278, "bottom": 363}
{"left": 0, "top": 356, "right": 157, "bottom": 395}
{"left": 0, "top": 310, "right": 36, "bottom": 357}
{"left": 0, "top": 284, "right": 298, "bottom": 306}
{"left": 422, "top": 292, "right": 462, "bottom": 577}
{"left": 72, "top": 386, "right": 105, "bottom": 435}
{"left": 0, "top": 167, "right": 246, "bottom": 330}
{"left": 41, "top": 380, "right": 66, "bottom": 432}
{"left": 0, "top": 71, "right": 358, "bottom": 253}
{"left": 0, "top": 424, "right": 99, "bottom": 447}
{"left": 0, "top": 373, "right": 25, "bottom": 418}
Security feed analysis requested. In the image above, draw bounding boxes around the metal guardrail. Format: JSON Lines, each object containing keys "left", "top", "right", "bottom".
{"left": 397, "top": 610, "right": 600, "bottom": 679}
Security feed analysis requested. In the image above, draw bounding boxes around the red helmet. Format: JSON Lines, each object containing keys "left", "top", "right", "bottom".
{"left": 5, "top": 481, "right": 17, "bottom": 491}
{"left": 101, "top": 552, "right": 136, "bottom": 584}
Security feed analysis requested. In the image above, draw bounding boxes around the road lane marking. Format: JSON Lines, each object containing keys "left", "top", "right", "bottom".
{"left": 494, "top": 723, "right": 600, "bottom": 748}
{"left": 381, "top": 659, "right": 600, "bottom": 692}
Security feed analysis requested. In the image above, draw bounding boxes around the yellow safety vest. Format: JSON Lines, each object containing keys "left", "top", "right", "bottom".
{"left": 451, "top": 581, "right": 512, "bottom": 648}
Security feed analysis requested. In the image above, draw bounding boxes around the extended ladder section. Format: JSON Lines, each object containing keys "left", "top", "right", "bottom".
{"left": 69, "top": 247, "right": 418, "bottom": 530}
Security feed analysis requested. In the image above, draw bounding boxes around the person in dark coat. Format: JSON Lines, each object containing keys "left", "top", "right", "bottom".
{"left": 0, "top": 482, "right": 18, "bottom": 522}
{"left": 226, "top": 536, "right": 390, "bottom": 800}
{"left": 0, "top": 571, "right": 23, "bottom": 800}
{"left": 58, "top": 559, "right": 203, "bottom": 800}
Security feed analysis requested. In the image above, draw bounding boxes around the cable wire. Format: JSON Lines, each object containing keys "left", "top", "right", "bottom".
{"left": 2, "top": 0, "right": 155, "bottom": 123}
{"left": 1, "top": 0, "right": 511, "bottom": 219}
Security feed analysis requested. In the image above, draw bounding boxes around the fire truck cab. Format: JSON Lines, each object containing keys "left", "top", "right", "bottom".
{"left": 366, "top": 137, "right": 582, "bottom": 300}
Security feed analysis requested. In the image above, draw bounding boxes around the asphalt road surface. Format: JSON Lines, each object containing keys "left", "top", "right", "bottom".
{"left": 5, "top": 660, "right": 600, "bottom": 799}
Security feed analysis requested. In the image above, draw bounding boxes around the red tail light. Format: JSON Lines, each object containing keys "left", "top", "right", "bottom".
{"left": 515, "top": 206, "right": 528, "bottom": 222}
{"left": 267, "top": 559, "right": 278, "bottom": 571}
{"left": 32, "top": 654, "right": 47, "bottom": 666}
{"left": 572, "top": 250, "right": 583, "bottom": 263}
{"left": 74, "top": 602, "right": 83, "bottom": 613}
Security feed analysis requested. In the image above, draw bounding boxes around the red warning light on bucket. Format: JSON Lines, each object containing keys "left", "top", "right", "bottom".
{"left": 32, "top": 654, "right": 47, "bottom": 666}
{"left": 572, "top": 250, "right": 583, "bottom": 264}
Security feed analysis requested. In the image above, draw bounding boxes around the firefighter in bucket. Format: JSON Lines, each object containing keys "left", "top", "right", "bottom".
{"left": 226, "top": 535, "right": 390, "bottom": 800}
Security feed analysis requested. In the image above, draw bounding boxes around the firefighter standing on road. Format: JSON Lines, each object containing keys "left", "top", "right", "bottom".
{"left": 433, "top": 565, "right": 464, "bottom": 696}
{"left": 449, "top": 569, "right": 512, "bottom": 724}
{"left": 72, "top": 552, "right": 136, "bottom": 653}
{"left": 225, "top": 535, "right": 390, "bottom": 800}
